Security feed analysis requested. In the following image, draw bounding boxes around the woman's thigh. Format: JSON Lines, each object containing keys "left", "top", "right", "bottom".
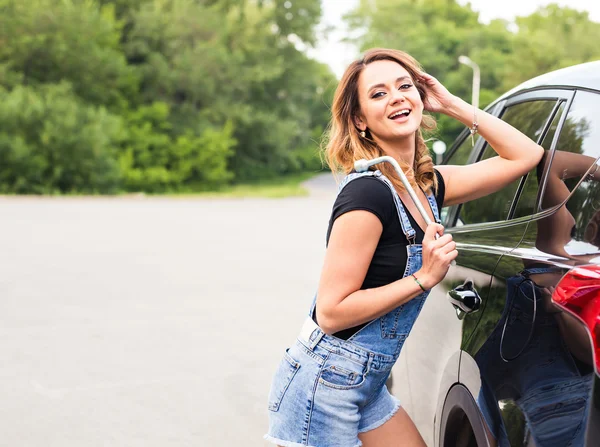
{"left": 359, "top": 407, "right": 427, "bottom": 447}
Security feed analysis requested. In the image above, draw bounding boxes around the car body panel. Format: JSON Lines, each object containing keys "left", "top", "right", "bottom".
{"left": 467, "top": 219, "right": 596, "bottom": 446}
{"left": 496, "top": 61, "right": 600, "bottom": 103}
{"left": 392, "top": 282, "right": 462, "bottom": 447}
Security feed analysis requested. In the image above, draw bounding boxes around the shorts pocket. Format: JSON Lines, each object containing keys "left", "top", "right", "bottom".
{"left": 319, "top": 355, "right": 368, "bottom": 390}
{"left": 268, "top": 349, "right": 300, "bottom": 412}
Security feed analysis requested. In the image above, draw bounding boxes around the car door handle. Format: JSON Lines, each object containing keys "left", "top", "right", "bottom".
{"left": 447, "top": 280, "right": 481, "bottom": 318}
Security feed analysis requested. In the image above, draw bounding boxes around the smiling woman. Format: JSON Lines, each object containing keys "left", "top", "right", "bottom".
{"left": 264, "top": 48, "right": 544, "bottom": 447}
{"left": 327, "top": 50, "right": 438, "bottom": 202}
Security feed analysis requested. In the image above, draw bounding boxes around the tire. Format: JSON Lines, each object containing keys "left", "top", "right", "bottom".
{"left": 439, "top": 384, "right": 491, "bottom": 447}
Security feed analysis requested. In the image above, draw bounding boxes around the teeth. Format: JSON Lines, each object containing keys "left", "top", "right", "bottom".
{"left": 390, "top": 109, "right": 410, "bottom": 119}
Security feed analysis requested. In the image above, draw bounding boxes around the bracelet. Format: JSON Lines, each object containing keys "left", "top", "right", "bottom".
{"left": 411, "top": 274, "right": 427, "bottom": 292}
{"left": 470, "top": 106, "right": 479, "bottom": 147}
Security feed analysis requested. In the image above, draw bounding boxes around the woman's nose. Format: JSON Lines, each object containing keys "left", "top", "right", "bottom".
{"left": 389, "top": 89, "right": 406, "bottom": 105}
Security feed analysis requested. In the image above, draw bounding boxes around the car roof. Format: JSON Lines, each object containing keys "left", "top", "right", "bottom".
{"left": 496, "top": 60, "right": 600, "bottom": 102}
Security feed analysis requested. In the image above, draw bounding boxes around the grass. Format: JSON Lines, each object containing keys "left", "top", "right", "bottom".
{"left": 0, "top": 172, "right": 324, "bottom": 199}
{"left": 163, "top": 171, "right": 321, "bottom": 199}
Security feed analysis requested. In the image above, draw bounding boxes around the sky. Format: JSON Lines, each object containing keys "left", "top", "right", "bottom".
{"left": 310, "top": 0, "right": 600, "bottom": 78}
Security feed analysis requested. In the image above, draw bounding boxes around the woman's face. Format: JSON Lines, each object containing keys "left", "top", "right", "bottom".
{"left": 355, "top": 60, "right": 424, "bottom": 143}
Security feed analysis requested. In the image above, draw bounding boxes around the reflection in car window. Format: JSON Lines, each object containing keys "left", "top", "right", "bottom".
{"left": 539, "top": 91, "right": 600, "bottom": 254}
{"left": 457, "top": 100, "right": 557, "bottom": 225}
{"left": 512, "top": 103, "right": 566, "bottom": 218}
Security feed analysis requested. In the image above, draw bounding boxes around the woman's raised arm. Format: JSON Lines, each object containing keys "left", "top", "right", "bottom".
{"left": 420, "top": 73, "right": 545, "bottom": 207}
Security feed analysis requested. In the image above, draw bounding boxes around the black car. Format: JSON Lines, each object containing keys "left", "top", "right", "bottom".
{"left": 390, "top": 61, "right": 600, "bottom": 447}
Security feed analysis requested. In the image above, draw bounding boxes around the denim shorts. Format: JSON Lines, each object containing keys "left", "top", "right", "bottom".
{"left": 265, "top": 318, "right": 401, "bottom": 447}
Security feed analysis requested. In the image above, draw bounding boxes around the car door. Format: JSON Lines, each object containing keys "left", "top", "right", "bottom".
{"left": 435, "top": 98, "right": 559, "bottom": 446}
{"left": 455, "top": 90, "right": 581, "bottom": 447}
{"left": 472, "top": 88, "right": 600, "bottom": 447}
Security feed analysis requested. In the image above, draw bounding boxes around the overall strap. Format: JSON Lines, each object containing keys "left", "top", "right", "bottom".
{"left": 426, "top": 188, "right": 442, "bottom": 224}
{"left": 336, "top": 170, "right": 417, "bottom": 244}
{"left": 335, "top": 170, "right": 377, "bottom": 193}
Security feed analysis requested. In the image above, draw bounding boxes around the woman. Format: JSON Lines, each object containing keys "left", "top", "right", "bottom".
{"left": 265, "top": 48, "right": 544, "bottom": 447}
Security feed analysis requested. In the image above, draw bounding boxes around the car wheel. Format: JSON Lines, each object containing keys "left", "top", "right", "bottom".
{"left": 439, "top": 384, "right": 491, "bottom": 447}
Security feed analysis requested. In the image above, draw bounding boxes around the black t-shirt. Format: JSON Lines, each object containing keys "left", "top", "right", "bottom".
{"left": 318, "top": 169, "right": 446, "bottom": 340}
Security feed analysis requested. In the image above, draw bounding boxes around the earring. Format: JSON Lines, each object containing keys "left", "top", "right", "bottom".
{"left": 360, "top": 131, "right": 366, "bottom": 138}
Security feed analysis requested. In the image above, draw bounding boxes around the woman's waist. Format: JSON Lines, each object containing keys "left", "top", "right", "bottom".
{"left": 297, "top": 317, "right": 397, "bottom": 371}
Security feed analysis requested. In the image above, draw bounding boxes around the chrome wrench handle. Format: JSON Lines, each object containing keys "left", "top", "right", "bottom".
{"left": 354, "top": 156, "right": 434, "bottom": 226}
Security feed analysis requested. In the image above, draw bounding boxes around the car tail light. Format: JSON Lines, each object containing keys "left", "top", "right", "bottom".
{"left": 553, "top": 265, "right": 600, "bottom": 374}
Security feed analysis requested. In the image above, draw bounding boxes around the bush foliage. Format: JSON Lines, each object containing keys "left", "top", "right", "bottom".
{"left": 1, "top": 0, "right": 599, "bottom": 193}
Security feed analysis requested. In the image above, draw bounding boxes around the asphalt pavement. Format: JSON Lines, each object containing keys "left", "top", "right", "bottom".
{"left": 0, "top": 174, "right": 337, "bottom": 446}
{"left": 0, "top": 173, "right": 455, "bottom": 446}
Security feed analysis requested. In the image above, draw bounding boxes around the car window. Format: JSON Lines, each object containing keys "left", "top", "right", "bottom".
{"left": 455, "top": 100, "right": 558, "bottom": 225}
{"left": 444, "top": 132, "right": 481, "bottom": 166}
{"left": 512, "top": 102, "right": 566, "bottom": 218}
{"left": 538, "top": 91, "right": 600, "bottom": 250}
{"left": 440, "top": 132, "right": 481, "bottom": 225}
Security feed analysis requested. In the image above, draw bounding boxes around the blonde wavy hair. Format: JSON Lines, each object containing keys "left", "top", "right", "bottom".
{"left": 324, "top": 48, "right": 438, "bottom": 194}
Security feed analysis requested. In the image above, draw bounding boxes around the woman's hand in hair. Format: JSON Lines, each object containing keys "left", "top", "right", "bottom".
{"left": 417, "top": 223, "right": 457, "bottom": 289}
{"left": 419, "top": 72, "right": 457, "bottom": 115}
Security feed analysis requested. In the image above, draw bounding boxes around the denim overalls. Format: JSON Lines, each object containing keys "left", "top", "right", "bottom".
{"left": 265, "top": 170, "right": 441, "bottom": 447}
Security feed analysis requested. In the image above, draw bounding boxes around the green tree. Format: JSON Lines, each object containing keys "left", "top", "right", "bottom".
{"left": 124, "top": 0, "right": 333, "bottom": 181}
{"left": 503, "top": 5, "right": 600, "bottom": 90}
{"left": 0, "top": 0, "right": 137, "bottom": 110}
{"left": 343, "top": 1, "right": 600, "bottom": 150}
{"left": 0, "top": 0, "right": 335, "bottom": 193}
{"left": 119, "top": 102, "right": 236, "bottom": 192}
{"left": 0, "top": 83, "right": 122, "bottom": 193}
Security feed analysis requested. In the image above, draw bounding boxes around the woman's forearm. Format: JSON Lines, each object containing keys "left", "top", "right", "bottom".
{"left": 550, "top": 150, "right": 597, "bottom": 180}
{"left": 317, "top": 271, "right": 432, "bottom": 335}
{"left": 446, "top": 97, "right": 544, "bottom": 166}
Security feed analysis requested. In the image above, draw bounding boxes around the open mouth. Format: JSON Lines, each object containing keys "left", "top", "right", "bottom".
{"left": 388, "top": 109, "right": 411, "bottom": 121}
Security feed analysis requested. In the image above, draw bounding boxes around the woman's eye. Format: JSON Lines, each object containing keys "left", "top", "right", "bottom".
{"left": 399, "top": 83, "right": 413, "bottom": 90}
{"left": 372, "top": 92, "right": 385, "bottom": 98}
